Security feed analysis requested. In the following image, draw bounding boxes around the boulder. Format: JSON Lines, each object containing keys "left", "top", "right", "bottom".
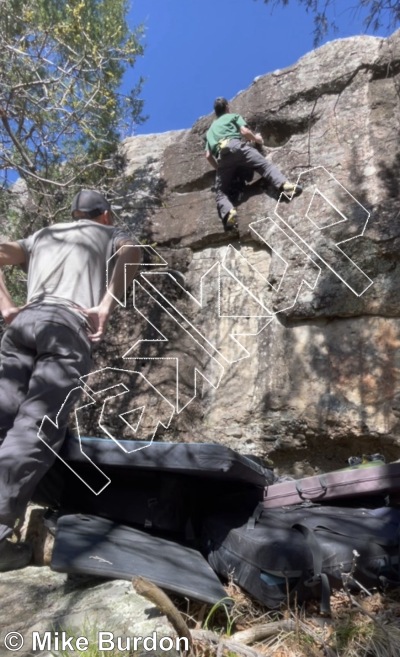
{"left": 85, "top": 30, "right": 400, "bottom": 473}
{"left": 0, "top": 567, "right": 179, "bottom": 657}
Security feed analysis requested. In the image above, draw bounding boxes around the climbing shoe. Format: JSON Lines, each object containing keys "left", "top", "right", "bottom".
{"left": 281, "top": 181, "right": 303, "bottom": 198}
{"left": 225, "top": 208, "right": 238, "bottom": 229}
{"left": 0, "top": 538, "right": 32, "bottom": 572}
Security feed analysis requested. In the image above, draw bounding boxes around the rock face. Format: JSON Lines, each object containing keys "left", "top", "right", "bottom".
{"left": 89, "top": 30, "right": 400, "bottom": 474}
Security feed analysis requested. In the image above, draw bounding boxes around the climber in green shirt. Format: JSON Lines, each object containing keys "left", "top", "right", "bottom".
{"left": 205, "top": 97, "right": 302, "bottom": 230}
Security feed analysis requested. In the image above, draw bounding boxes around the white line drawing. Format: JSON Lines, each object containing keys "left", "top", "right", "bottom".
{"left": 80, "top": 366, "right": 175, "bottom": 450}
{"left": 124, "top": 278, "right": 226, "bottom": 413}
{"left": 137, "top": 271, "right": 258, "bottom": 364}
{"left": 106, "top": 244, "right": 168, "bottom": 307}
{"left": 38, "top": 386, "right": 111, "bottom": 495}
{"left": 227, "top": 223, "right": 321, "bottom": 315}
{"left": 38, "top": 367, "right": 175, "bottom": 492}
{"left": 271, "top": 166, "right": 373, "bottom": 297}
{"left": 38, "top": 167, "right": 374, "bottom": 494}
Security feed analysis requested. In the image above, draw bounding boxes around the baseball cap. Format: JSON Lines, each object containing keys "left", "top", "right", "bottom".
{"left": 71, "top": 189, "right": 111, "bottom": 218}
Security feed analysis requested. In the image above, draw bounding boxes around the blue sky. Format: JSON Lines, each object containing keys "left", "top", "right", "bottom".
{"left": 128, "top": 0, "right": 396, "bottom": 135}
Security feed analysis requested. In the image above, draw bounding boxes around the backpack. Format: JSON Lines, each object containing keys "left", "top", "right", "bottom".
{"left": 202, "top": 503, "right": 400, "bottom": 613}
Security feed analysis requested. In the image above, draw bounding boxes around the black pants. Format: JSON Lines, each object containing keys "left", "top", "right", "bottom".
{"left": 0, "top": 304, "right": 92, "bottom": 540}
{"left": 215, "top": 139, "right": 286, "bottom": 220}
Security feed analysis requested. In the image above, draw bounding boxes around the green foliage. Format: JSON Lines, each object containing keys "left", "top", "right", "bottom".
{"left": 259, "top": 0, "right": 400, "bottom": 46}
{"left": 203, "top": 597, "right": 236, "bottom": 635}
{"left": 0, "top": 0, "right": 145, "bottom": 232}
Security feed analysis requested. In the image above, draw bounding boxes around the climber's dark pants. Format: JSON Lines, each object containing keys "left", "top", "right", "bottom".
{"left": 0, "top": 304, "right": 92, "bottom": 541}
{"left": 215, "top": 138, "right": 286, "bottom": 220}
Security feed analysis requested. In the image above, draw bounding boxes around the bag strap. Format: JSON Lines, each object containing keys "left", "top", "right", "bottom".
{"left": 296, "top": 475, "right": 327, "bottom": 501}
{"left": 293, "top": 523, "right": 332, "bottom": 615}
{"left": 247, "top": 503, "right": 264, "bottom": 529}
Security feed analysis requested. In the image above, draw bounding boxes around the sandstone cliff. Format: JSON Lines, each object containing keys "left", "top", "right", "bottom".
{"left": 88, "top": 30, "right": 400, "bottom": 474}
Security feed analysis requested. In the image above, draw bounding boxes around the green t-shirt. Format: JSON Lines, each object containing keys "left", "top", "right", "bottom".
{"left": 205, "top": 113, "right": 247, "bottom": 155}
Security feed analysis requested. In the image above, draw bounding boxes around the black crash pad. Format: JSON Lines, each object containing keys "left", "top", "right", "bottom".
{"left": 35, "top": 438, "right": 273, "bottom": 534}
{"left": 57, "top": 436, "right": 272, "bottom": 487}
{"left": 51, "top": 514, "right": 227, "bottom": 605}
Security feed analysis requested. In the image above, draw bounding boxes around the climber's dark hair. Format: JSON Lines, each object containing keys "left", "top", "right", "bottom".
{"left": 213, "top": 97, "right": 229, "bottom": 117}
